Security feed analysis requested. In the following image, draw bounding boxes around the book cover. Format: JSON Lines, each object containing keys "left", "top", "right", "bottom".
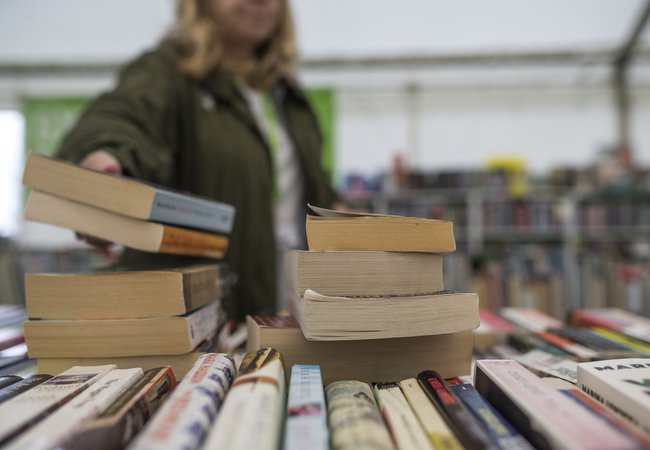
{"left": 284, "top": 365, "right": 328, "bottom": 450}
{"left": 398, "top": 378, "right": 463, "bottom": 450}
{"left": 0, "top": 365, "right": 115, "bottom": 446}
{"left": 0, "top": 374, "right": 52, "bottom": 405}
{"left": 246, "top": 315, "right": 473, "bottom": 384}
{"left": 204, "top": 348, "right": 286, "bottom": 450}
{"left": 577, "top": 358, "right": 650, "bottom": 435}
{"left": 25, "top": 264, "right": 226, "bottom": 320}
{"left": 63, "top": 367, "right": 176, "bottom": 450}
{"left": 22, "top": 153, "right": 235, "bottom": 234}
{"left": 128, "top": 353, "right": 236, "bottom": 450}
{"left": 514, "top": 349, "right": 578, "bottom": 384}
{"left": 305, "top": 204, "right": 455, "bottom": 253}
{"left": 373, "top": 382, "right": 433, "bottom": 450}
{"left": 4, "top": 368, "right": 143, "bottom": 450}
{"left": 292, "top": 290, "right": 479, "bottom": 341}
{"left": 325, "top": 380, "right": 394, "bottom": 450}
{"left": 474, "top": 360, "right": 639, "bottom": 450}
{"left": 25, "top": 191, "right": 228, "bottom": 259}
{"left": 500, "top": 308, "right": 564, "bottom": 333}
{"left": 24, "top": 301, "right": 221, "bottom": 358}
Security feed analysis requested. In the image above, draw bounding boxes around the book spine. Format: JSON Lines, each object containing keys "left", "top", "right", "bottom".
{"left": 514, "top": 349, "right": 578, "bottom": 384}
{"left": 535, "top": 331, "right": 600, "bottom": 360}
{"left": 474, "top": 360, "right": 639, "bottom": 450}
{"left": 4, "top": 368, "right": 143, "bottom": 450}
{"left": 398, "top": 378, "right": 464, "bottom": 450}
{"left": 325, "top": 380, "right": 394, "bottom": 450}
{"left": 203, "top": 348, "right": 286, "bottom": 450}
{"left": 128, "top": 353, "right": 235, "bottom": 450}
{"left": 0, "top": 375, "right": 52, "bottom": 405}
{"left": 417, "top": 370, "right": 496, "bottom": 450}
{"left": 186, "top": 302, "right": 220, "bottom": 350}
{"left": 283, "top": 365, "right": 328, "bottom": 450}
{"left": 63, "top": 367, "right": 175, "bottom": 450}
{"left": 588, "top": 328, "right": 650, "bottom": 355}
{"left": 0, "top": 375, "right": 22, "bottom": 390}
{"left": 0, "top": 365, "right": 115, "bottom": 446}
{"left": 450, "top": 384, "right": 534, "bottom": 450}
{"left": 159, "top": 226, "right": 228, "bottom": 259}
{"left": 150, "top": 189, "right": 235, "bottom": 234}
{"left": 373, "top": 382, "right": 433, "bottom": 450}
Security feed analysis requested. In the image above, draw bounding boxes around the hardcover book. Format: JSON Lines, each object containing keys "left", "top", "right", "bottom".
{"left": 305, "top": 204, "right": 455, "bottom": 253}
{"left": 247, "top": 315, "right": 473, "bottom": 384}
{"left": 25, "top": 264, "right": 226, "bottom": 320}
{"left": 22, "top": 153, "right": 235, "bottom": 234}
{"left": 24, "top": 301, "right": 220, "bottom": 358}
{"left": 25, "top": 191, "right": 229, "bottom": 259}
{"left": 285, "top": 250, "right": 444, "bottom": 297}
{"left": 290, "top": 289, "right": 479, "bottom": 341}
{"left": 577, "top": 358, "right": 650, "bottom": 436}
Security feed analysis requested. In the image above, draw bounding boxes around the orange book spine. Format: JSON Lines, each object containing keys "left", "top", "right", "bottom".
{"left": 160, "top": 226, "right": 228, "bottom": 259}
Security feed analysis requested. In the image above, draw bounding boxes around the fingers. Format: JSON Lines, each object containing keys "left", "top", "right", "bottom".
{"left": 80, "top": 150, "right": 122, "bottom": 174}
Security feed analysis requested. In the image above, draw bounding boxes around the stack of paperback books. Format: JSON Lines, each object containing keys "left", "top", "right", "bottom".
{"left": 248, "top": 205, "right": 479, "bottom": 384}
{"left": 21, "top": 153, "right": 236, "bottom": 378}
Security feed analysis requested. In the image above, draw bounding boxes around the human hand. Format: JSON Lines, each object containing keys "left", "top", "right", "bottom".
{"left": 76, "top": 150, "right": 123, "bottom": 251}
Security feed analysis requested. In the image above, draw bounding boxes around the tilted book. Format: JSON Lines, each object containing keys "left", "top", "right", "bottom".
{"left": 25, "top": 264, "right": 227, "bottom": 320}
{"left": 284, "top": 365, "right": 328, "bottom": 450}
{"left": 22, "top": 153, "right": 235, "bottom": 234}
{"left": 373, "top": 382, "right": 433, "bottom": 450}
{"left": 24, "top": 301, "right": 220, "bottom": 358}
{"left": 0, "top": 364, "right": 115, "bottom": 446}
{"left": 204, "top": 348, "right": 286, "bottom": 450}
{"left": 4, "top": 368, "right": 143, "bottom": 450}
{"left": 399, "top": 378, "right": 464, "bottom": 450}
{"left": 577, "top": 358, "right": 650, "bottom": 436}
{"left": 25, "top": 191, "right": 228, "bottom": 259}
{"left": 325, "top": 380, "right": 394, "bottom": 450}
{"left": 306, "top": 204, "right": 455, "bottom": 253}
{"left": 571, "top": 309, "right": 650, "bottom": 344}
{"left": 291, "top": 289, "right": 479, "bottom": 341}
{"left": 285, "top": 250, "right": 443, "bottom": 298}
{"left": 474, "top": 360, "right": 639, "bottom": 450}
{"left": 63, "top": 367, "right": 176, "bottom": 450}
{"left": 247, "top": 315, "right": 473, "bottom": 384}
{"left": 128, "top": 353, "right": 236, "bottom": 450}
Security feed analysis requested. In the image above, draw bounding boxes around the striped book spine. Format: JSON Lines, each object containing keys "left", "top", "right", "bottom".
{"left": 284, "top": 365, "right": 328, "bottom": 450}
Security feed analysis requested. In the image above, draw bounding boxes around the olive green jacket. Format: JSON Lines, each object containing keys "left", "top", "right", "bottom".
{"left": 57, "top": 44, "right": 337, "bottom": 320}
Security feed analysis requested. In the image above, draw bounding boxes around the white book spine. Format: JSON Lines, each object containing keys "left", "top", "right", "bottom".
{"left": 204, "top": 348, "right": 286, "bottom": 450}
{"left": 186, "top": 301, "right": 220, "bottom": 349}
{"left": 127, "top": 353, "right": 235, "bottom": 450}
{"left": 0, "top": 364, "right": 116, "bottom": 446}
{"left": 374, "top": 382, "right": 433, "bottom": 450}
{"left": 284, "top": 365, "right": 328, "bottom": 450}
{"left": 5, "top": 368, "right": 143, "bottom": 450}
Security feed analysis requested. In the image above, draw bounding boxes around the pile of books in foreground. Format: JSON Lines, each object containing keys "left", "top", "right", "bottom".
{"left": 1, "top": 347, "right": 650, "bottom": 449}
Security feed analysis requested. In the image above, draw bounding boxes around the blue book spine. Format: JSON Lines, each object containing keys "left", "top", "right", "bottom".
{"left": 283, "top": 365, "right": 328, "bottom": 450}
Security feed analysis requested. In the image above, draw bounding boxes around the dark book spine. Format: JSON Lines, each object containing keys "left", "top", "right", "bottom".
{"left": 417, "top": 370, "right": 496, "bottom": 450}
{"left": 450, "top": 384, "right": 534, "bottom": 450}
{"left": 0, "top": 375, "right": 22, "bottom": 390}
{"left": 0, "top": 374, "right": 51, "bottom": 405}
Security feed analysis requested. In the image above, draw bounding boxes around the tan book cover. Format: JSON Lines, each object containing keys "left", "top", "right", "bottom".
{"left": 246, "top": 316, "right": 472, "bottom": 384}
{"left": 285, "top": 250, "right": 443, "bottom": 297}
{"left": 305, "top": 205, "right": 455, "bottom": 253}
{"left": 25, "top": 191, "right": 228, "bottom": 259}
{"left": 25, "top": 264, "right": 225, "bottom": 320}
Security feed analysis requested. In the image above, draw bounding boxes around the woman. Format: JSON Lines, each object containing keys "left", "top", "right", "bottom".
{"left": 57, "top": 0, "right": 338, "bottom": 320}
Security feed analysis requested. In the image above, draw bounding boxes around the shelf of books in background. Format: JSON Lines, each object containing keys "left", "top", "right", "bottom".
{"left": 340, "top": 151, "right": 650, "bottom": 318}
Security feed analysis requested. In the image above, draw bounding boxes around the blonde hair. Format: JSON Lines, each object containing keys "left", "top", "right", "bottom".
{"left": 166, "top": 0, "right": 297, "bottom": 88}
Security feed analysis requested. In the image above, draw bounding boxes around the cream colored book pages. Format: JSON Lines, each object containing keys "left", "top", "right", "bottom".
{"left": 398, "top": 378, "right": 464, "bottom": 450}
{"left": 373, "top": 382, "right": 433, "bottom": 450}
{"left": 204, "top": 348, "right": 286, "bottom": 450}
{"left": 0, "top": 365, "right": 116, "bottom": 446}
{"left": 127, "top": 353, "right": 236, "bottom": 450}
{"left": 5, "top": 368, "right": 143, "bottom": 450}
{"left": 326, "top": 381, "right": 394, "bottom": 450}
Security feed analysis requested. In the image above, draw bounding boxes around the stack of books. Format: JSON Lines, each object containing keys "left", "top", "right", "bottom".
{"left": 21, "top": 153, "right": 236, "bottom": 378}
{"left": 248, "top": 205, "right": 479, "bottom": 384}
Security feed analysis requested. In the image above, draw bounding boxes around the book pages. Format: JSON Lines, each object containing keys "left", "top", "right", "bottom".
{"left": 0, "top": 364, "right": 115, "bottom": 446}
{"left": 284, "top": 365, "right": 328, "bottom": 450}
{"left": 326, "top": 380, "right": 394, "bottom": 450}
{"left": 204, "top": 348, "right": 286, "bottom": 450}
{"left": 127, "top": 353, "right": 235, "bottom": 450}
{"left": 373, "top": 382, "right": 433, "bottom": 450}
{"left": 5, "top": 368, "right": 143, "bottom": 450}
